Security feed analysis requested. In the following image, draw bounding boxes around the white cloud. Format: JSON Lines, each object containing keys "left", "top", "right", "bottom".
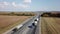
{"left": 12, "top": 2, "right": 30, "bottom": 8}
{"left": 12, "top": 2, "right": 17, "bottom": 7}
{"left": 18, "top": 4, "right": 30, "bottom": 8}
{"left": 0, "top": 1, "right": 30, "bottom": 9}
{"left": 23, "top": 0, "right": 31, "bottom": 3}
{"left": 0, "top": 1, "right": 10, "bottom": 8}
{"left": 3, "top": 1, "right": 9, "bottom": 5}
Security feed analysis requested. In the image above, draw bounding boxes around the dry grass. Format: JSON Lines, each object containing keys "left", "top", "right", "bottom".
{"left": 0, "top": 15, "right": 31, "bottom": 34}
{"left": 41, "top": 17, "right": 60, "bottom": 34}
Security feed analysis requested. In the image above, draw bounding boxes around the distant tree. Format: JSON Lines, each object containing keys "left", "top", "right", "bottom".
{"left": 11, "top": 12, "right": 14, "bottom": 15}
{"left": 9, "top": 12, "right": 15, "bottom": 15}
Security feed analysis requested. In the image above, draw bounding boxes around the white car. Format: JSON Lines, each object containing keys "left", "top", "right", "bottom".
{"left": 34, "top": 21, "right": 38, "bottom": 25}
{"left": 34, "top": 19, "right": 38, "bottom": 25}
{"left": 36, "top": 18, "right": 39, "bottom": 21}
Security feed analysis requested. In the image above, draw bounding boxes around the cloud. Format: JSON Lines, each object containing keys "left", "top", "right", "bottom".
{"left": 3, "top": 1, "right": 9, "bottom": 5}
{"left": 12, "top": 2, "right": 30, "bottom": 8}
{"left": 0, "top": 2, "right": 10, "bottom": 8}
{"left": 12, "top": 2, "right": 17, "bottom": 7}
{"left": 0, "top": 1, "right": 30, "bottom": 9}
{"left": 23, "top": 0, "right": 31, "bottom": 3}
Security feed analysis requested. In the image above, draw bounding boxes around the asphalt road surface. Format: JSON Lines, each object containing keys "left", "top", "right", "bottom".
{"left": 12, "top": 15, "right": 40, "bottom": 34}
{"left": 35, "top": 17, "right": 41, "bottom": 34}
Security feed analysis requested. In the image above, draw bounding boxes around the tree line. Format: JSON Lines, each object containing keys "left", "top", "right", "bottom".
{"left": 0, "top": 12, "right": 35, "bottom": 16}
{"left": 41, "top": 12, "right": 60, "bottom": 17}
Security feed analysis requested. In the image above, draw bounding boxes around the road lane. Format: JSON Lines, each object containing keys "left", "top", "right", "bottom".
{"left": 13, "top": 15, "right": 39, "bottom": 34}
{"left": 35, "top": 17, "right": 41, "bottom": 34}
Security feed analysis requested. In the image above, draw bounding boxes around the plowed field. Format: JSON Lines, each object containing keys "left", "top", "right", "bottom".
{"left": 0, "top": 15, "right": 31, "bottom": 34}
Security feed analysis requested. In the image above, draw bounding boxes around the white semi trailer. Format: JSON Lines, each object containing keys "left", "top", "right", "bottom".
{"left": 12, "top": 24, "right": 23, "bottom": 32}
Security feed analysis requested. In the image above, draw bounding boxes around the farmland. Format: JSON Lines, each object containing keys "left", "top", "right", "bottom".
{"left": 0, "top": 15, "right": 31, "bottom": 34}
{"left": 41, "top": 17, "right": 60, "bottom": 34}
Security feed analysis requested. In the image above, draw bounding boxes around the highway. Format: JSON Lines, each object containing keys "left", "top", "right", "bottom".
{"left": 2, "top": 12, "right": 43, "bottom": 34}
{"left": 4, "top": 12, "right": 43, "bottom": 34}
{"left": 7, "top": 12, "right": 60, "bottom": 34}
{"left": 11, "top": 14, "right": 41, "bottom": 34}
{"left": 35, "top": 17, "right": 41, "bottom": 34}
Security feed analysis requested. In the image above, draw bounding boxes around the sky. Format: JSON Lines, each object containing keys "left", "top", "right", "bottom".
{"left": 0, "top": 0, "right": 60, "bottom": 11}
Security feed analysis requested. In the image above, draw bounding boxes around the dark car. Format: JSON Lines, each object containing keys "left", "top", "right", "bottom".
{"left": 34, "top": 19, "right": 37, "bottom": 21}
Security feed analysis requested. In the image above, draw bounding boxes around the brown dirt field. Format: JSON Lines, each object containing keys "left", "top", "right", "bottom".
{"left": 0, "top": 15, "right": 31, "bottom": 34}
{"left": 41, "top": 17, "right": 60, "bottom": 34}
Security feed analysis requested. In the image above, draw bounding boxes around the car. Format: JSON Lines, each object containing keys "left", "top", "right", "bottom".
{"left": 34, "top": 18, "right": 39, "bottom": 25}
{"left": 28, "top": 26, "right": 33, "bottom": 28}
{"left": 36, "top": 18, "right": 39, "bottom": 21}
{"left": 35, "top": 18, "right": 39, "bottom": 21}
{"left": 34, "top": 21, "right": 38, "bottom": 25}
{"left": 28, "top": 23, "right": 35, "bottom": 28}
{"left": 32, "top": 23, "right": 35, "bottom": 26}
{"left": 34, "top": 19, "right": 37, "bottom": 21}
